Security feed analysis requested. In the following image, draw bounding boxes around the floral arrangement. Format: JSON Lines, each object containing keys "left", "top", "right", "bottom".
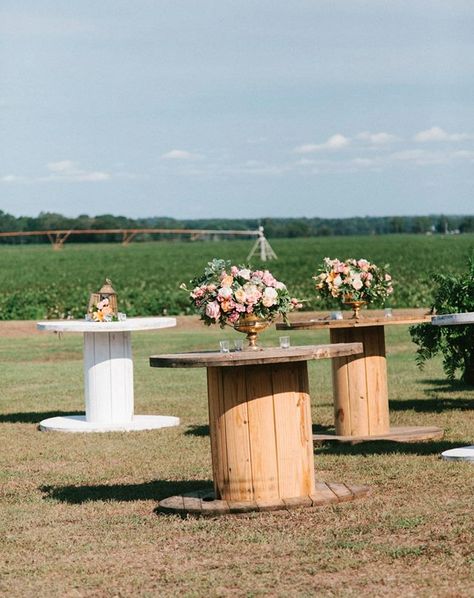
{"left": 182, "top": 258, "right": 302, "bottom": 327}
{"left": 314, "top": 257, "right": 393, "bottom": 304}
{"left": 86, "top": 299, "right": 126, "bottom": 322}
{"left": 87, "top": 297, "right": 117, "bottom": 322}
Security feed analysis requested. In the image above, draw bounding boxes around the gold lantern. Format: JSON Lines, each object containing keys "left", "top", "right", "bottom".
{"left": 88, "top": 278, "right": 118, "bottom": 316}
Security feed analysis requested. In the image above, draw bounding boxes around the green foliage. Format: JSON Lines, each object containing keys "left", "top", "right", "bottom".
{"left": 0, "top": 234, "right": 473, "bottom": 320}
{"left": 410, "top": 259, "right": 474, "bottom": 384}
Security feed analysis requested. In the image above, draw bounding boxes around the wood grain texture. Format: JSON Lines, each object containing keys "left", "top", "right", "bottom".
{"left": 207, "top": 362, "right": 316, "bottom": 503}
{"left": 271, "top": 362, "right": 315, "bottom": 499}
{"left": 149, "top": 343, "right": 363, "bottom": 368}
{"left": 330, "top": 326, "right": 390, "bottom": 436}
{"left": 157, "top": 481, "right": 370, "bottom": 516}
{"left": 313, "top": 425, "right": 444, "bottom": 443}
{"left": 277, "top": 311, "right": 431, "bottom": 330}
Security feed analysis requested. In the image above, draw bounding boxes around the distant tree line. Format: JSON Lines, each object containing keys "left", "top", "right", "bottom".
{"left": 0, "top": 210, "right": 473, "bottom": 244}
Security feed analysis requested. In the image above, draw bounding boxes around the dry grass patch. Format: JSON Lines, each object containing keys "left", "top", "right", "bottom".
{"left": 0, "top": 320, "right": 473, "bottom": 597}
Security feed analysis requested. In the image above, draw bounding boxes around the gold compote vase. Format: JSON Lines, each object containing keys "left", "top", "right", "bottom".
{"left": 342, "top": 295, "right": 367, "bottom": 319}
{"left": 233, "top": 314, "right": 271, "bottom": 350}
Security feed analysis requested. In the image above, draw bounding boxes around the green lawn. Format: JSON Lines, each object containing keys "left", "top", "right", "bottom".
{"left": 0, "top": 321, "right": 473, "bottom": 597}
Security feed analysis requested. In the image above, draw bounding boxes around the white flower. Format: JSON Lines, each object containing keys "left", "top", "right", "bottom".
{"left": 218, "top": 287, "right": 232, "bottom": 300}
{"left": 262, "top": 287, "right": 278, "bottom": 307}
{"left": 238, "top": 269, "right": 251, "bottom": 280}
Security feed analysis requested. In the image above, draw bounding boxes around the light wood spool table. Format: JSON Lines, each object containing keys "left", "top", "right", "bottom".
{"left": 150, "top": 344, "right": 371, "bottom": 516}
{"left": 432, "top": 312, "right": 474, "bottom": 463}
{"left": 277, "top": 310, "right": 444, "bottom": 443}
{"left": 37, "top": 317, "right": 179, "bottom": 432}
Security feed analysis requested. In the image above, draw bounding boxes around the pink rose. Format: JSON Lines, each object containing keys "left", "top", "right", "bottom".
{"left": 227, "top": 311, "right": 240, "bottom": 324}
{"left": 243, "top": 283, "right": 262, "bottom": 304}
{"left": 205, "top": 301, "right": 221, "bottom": 321}
{"left": 262, "top": 271, "right": 277, "bottom": 286}
{"left": 230, "top": 266, "right": 239, "bottom": 275}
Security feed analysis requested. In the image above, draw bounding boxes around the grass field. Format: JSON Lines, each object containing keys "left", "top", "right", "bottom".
{"left": 0, "top": 319, "right": 473, "bottom": 597}
{"left": 1, "top": 234, "right": 474, "bottom": 319}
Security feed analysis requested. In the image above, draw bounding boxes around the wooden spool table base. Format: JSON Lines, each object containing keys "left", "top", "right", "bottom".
{"left": 150, "top": 344, "right": 370, "bottom": 516}
{"left": 158, "top": 481, "right": 370, "bottom": 517}
{"left": 37, "top": 317, "right": 179, "bottom": 433}
{"left": 313, "top": 425, "right": 445, "bottom": 444}
{"left": 278, "top": 311, "right": 444, "bottom": 444}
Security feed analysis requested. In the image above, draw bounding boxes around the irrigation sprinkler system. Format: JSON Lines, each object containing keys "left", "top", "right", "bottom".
{"left": 0, "top": 225, "right": 278, "bottom": 261}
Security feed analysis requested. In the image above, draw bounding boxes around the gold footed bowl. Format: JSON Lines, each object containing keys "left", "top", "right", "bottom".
{"left": 343, "top": 299, "right": 367, "bottom": 319}
{"left": 234, "top": 314, "right": 271, "bottom": 350}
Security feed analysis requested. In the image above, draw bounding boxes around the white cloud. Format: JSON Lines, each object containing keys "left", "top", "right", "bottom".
{"left": 357, "top": 132, "right": 400, "bottom": 145}
{"left": 47, "top": 160, "right": 78, "bottom": 173}
{"left": 1, "top": 174, "right": 26, "bottom": 183}
{"left": 42, "top": 160, "right": 111, "bottom": 182}
{"left": 161, "top": 149, "right": 202, "bottom": 160}
{"left": 413, "top": 126, "right": 472, "bottom": 143}
{"left": 293, "top": 133, "right": 350, "bottom": 154}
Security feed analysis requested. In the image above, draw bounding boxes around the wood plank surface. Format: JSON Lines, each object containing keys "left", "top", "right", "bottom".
{"left": 207, "top": 367, "right": 227, "bottom": 499}
{"left": 157, "top": 482, "right": 370, "bottom": 516}
{"left": 150, "top": 343, "right": 363, "bottom": 368}
{"left": 220, "top": 367, "right": 253, "bottom": 502}
{"left": 244, "top": 366, "right": 280, "bottom": 501}
{"left": 313, "top": 425, "right": 444, "bottom": 443}
{"left": 363, "top": 326, "right": 389, "bottom": 434}
{"left": 271, "top": 362, "right": 315, "bottom": 498}
{"left": 277, "top": 312, "right": 431, "bottom": 330}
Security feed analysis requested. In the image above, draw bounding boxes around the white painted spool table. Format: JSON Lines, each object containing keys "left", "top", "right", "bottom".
{"left": 37, "top": 317, "right": 179, "bottom": 432}
{"left": 432, "top": 312, "right": 474, "bottom": 462}
{"left": 277, "top": 309, "right": 444, "bottom": 443}
{"left": 150, "top": 343, "right": 371, "bottom": 516}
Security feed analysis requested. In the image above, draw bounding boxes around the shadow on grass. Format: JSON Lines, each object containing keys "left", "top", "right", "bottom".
{"left": 41, "top": 479, "right": 213, "bottom": 504}
{"left": 419, "top": 378, "right": 474, "bottom": 391}
{"left": 312, "top": 423, "right": 334, "bottom": 434}
{"left": 0, "top": 410, "right": 83, "bottom": 424}
{"left": 316, "top": 439, "right": 466, "bottom": 457}
{"left": 185, "top": 424, "right": 209, "bottom": 437}
{"left": 185, "top": 423, "right": 336, "bottom": 436}
{"left": 389, "top": 397, "right": 474, "bottom": 412}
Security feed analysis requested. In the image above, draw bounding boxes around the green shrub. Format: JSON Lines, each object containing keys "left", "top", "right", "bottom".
{"left": 410, "top": 259, "right": 474, "bottom": 384}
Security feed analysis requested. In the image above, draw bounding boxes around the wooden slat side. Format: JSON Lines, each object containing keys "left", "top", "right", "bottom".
{"left": 159, "top": 495, "right": 185, "bottom": 514}
{"left": 310, "top": 482, "right": 339, "bottom": 506}
{"left": 345, "top": 328, "right": 370, "bottom": 436}
{"left": 330, "top": 328, "right": 352, "bottom": 436}
{"left": 207, "top": 367, "right": 228, "bottom": 500}
{"left": 221, "top": 367, "right": 253, "bottom": 502}
{"left": 245, "top": 366, "right": 279, "bottom": 501}
{"left": 363, "top": 326, "right": 390, "bottom": 435}
{"left": 272, "top": 362, "right": 316, "bottom": 499}
{"left": 327, "top": 482, "right": 355, "bottom": 502}
{"left": 183, "top": 495, "right": 202, "bottom": 515}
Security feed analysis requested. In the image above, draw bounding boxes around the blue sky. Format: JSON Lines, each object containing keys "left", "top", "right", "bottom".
{"left": 1, "top": 1, "right": 473, "bottom": 219}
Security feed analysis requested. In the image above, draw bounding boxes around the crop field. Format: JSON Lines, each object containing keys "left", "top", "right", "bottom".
{"left": 0, "top": 233, "right": 473, "bottom": 320}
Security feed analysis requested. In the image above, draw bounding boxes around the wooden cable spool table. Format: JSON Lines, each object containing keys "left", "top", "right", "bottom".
{"left": 37, "top": 317, "right": 179, "bottom": 432}
{"left": 149, "top": 343, "right": 371, "bottom": 516}
{"left": 277, "top": 310, "right": 444, "bottom": 443}
{"left": 432, "top": 312, "right": 474, "bottom": 462}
